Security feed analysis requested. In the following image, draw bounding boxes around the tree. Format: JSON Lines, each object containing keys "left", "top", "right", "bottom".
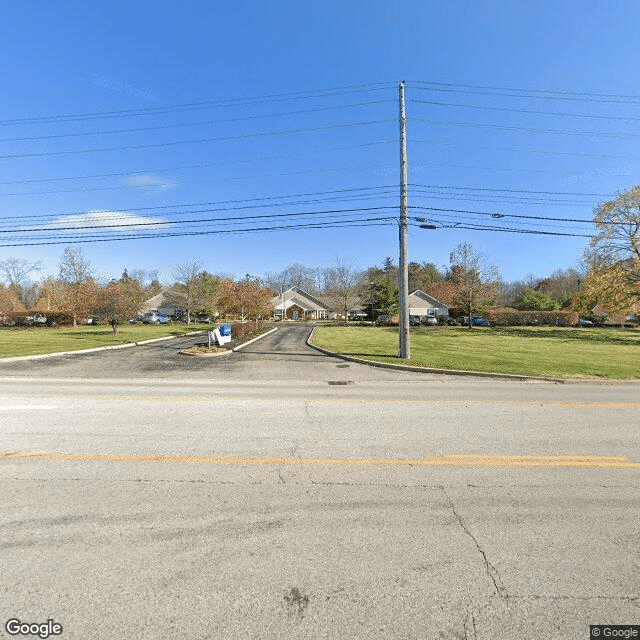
{"left": 0, "top": 284, "right": 26, "bottom": 314}
{"left": 408, "top": 261, "right": 444, "bottom": 292}
{"left": 128, "top": 268, "right": 162, "bottom": 297}
{"left": 58, "top": 247, "right": 94, "bottom": 326}
{"left": 97, "top": 279, "right": 144, "bottom": 333}
{"left": 322, "top": 259, "right": 363, "bottom": 323}
{"left": 0, "top": 258, "right": 42, "bottom": 309}
{"left": 169, "top": 260, "right": 205, "bottom": 323}
{"left": 521, "top": 289, "right": 562, "bottom": 311}
{"left": 217, "top": 279, "right": 273, "bottom": 321}
{"left": 582, "top": 185, "right": 640, "bottom": 313}
{"left": 371, "top": 277, "right": 398, "bottom": 316}
{"left": 262, "top": 263, "right": 321, "bottom": 295}
{"left": 449, "top": 243, "right": 500, "bottom": 328}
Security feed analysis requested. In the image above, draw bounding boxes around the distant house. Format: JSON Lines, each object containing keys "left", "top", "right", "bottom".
{"left": 140, "top": 291, "right": 192, "bottom": 320}
{"left": 407, "top": 290, "right": 450, "bottom": 318}
{"left": 271, "top": 287, "right": 333, "bottom": 320}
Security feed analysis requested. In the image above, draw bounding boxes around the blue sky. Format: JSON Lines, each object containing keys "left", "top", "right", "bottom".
{"left": 2, "top": 1, "right": 640, "bottom": 285}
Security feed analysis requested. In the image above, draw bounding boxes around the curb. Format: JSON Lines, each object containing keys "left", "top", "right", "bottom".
{"left": 232, "top": 327, "right": 278, "bottom": 351}
{"left": 306, "top": 326, "right": 572, "bottom": 383}
{"left": 179, "top": 326, "right": 278, "bottom": 356}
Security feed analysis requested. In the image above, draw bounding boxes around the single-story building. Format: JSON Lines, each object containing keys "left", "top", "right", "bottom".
{"left": 407, "top": 290, "right": 450, "bottom": 318}
{"left": 271, "top": 287, "right": 333, "bottom": 320}
{"left": 140, "top": 292, "right": 191, "bottom": 320}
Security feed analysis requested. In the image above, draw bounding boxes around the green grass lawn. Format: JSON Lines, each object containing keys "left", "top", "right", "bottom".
{"left": 0, "top": 323, "right": 211, "bottom": 358}
{"left": 311, "top": 325, "right": 640, "bottom": 379}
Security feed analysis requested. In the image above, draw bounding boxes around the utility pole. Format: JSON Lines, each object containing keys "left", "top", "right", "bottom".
{"left": 398, "top": 80, "right": 410, "bottom": 359}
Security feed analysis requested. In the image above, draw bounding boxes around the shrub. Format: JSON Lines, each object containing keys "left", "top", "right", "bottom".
{"left": 230, "top": 320, "right": 266, "bottom": 341}
{"left": 486, "top": 309, "right": 579, "bottom": 326}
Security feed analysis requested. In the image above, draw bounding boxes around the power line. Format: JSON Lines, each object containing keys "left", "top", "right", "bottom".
{"left": 0, "top": 206, "right": 397, "bottom": 234}
{"left": 0, "top": 100, "right": 393, "bottom": 144}
{"left": 0, "top": 82, "right": 395, "bottom": 127}
{"left": 0, "top": 185, "right": 398, "bottom": 223}
{"left": 410, "top": 205, "right": 604, "bottom": 225}
{"left": 411, "top": 138, "right": 640, "bottom": 162}
{"left": 0, "top": 119, "right": 393, "bottom": 160}
{"left": 412, "top": 116, "right": 639, "bottom": 139}
{"left": 409, "top": 98, "right": 640, "bottom": 123}
{"left": 410, "top": 183, "right": 611, "bottom": 198}
{"left": 0, "top": 217, "right": 396, "bottom": 248}
{"left": 409, "top": 80, "right": 640, "bottom": 105}
{"left": 411, "top": 220, "right": 594, "bottom": 238}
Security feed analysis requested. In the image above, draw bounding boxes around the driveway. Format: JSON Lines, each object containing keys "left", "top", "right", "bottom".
{"left": 0, "top": 324, "right": 438, "bottom": 382}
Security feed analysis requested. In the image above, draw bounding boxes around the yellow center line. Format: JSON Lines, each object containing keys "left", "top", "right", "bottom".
{"left": 1, "top": 451, "right": 638, "bottom": 468}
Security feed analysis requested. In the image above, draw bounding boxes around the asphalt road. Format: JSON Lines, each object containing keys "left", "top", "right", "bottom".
{"left": 0, "top": 325, "right": 638, "bottom": 639}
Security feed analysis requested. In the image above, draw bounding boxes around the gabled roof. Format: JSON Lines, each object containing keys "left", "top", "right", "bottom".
{"left": 271, "top": 287, "right": 332, "bottom": 311}
{"left": 408, "top": 290, "right": 450, "bottom": 308}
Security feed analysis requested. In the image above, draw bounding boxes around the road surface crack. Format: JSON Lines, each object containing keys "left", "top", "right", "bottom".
{"left": 440, "top": 485, "right": 509, "bottom": 600}
{"left": 463, "top": 598, "right": 478, "bottom": 640}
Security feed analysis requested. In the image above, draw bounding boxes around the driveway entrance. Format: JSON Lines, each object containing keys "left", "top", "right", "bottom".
{"left": 0, "top": 324, "right": 435, "bottom": 382}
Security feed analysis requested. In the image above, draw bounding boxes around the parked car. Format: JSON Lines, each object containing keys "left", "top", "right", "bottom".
{"left": 375, "top": 314, "right": 393, "bottom": 326}
{"left": 142, "top": 312, "right": 172, "bottom": 325}
{"left": 195, "top": 314, "right": 213, "bottom": 324}
{"left": 422, "top": 316, "right": 438, "bottom": 326}
{"left": 578, "top": 317, "right": 594, "bottom": 327}
{"left": 472, "top": 316, "right": 490, "bottom": 326}
{"left": 409, "top": 315, "right": 422, "bottom": 326}
{"left": 445, "top": 317, "right": 458, "bottom": 326}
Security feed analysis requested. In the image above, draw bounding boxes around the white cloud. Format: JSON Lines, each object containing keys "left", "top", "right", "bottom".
{"left": 122, "top": 173, "right": 177, "bottom": 192}
{"left": 53, "top": 210, "right": 168, "bottom": 232}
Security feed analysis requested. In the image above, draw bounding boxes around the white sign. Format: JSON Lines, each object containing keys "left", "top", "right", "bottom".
{"left": 213, "top": 328, "right": 231, "bottom": 346}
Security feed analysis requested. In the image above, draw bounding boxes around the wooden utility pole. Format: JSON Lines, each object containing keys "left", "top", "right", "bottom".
{"left": 398, "top": 80, "right": 410, "bottom": 359}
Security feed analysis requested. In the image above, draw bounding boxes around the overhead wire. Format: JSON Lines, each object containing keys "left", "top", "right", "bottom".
{"left": 0, "top": 100, "right": 393, "bottom": 144}
{"left": 0, "top": 119, "right": 394, "bottom": 160}
{"left": 409, "top": 80, "right": 640, "bottom": 105}
{"left": 0, "top": 81, "right": 395, "bottom": 126}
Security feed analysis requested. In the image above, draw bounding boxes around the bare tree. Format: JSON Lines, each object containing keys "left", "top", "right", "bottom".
{"left": 262, "top": 263, "right": 321, "bottom": 295}
{"left": 0, "top": 258, "right": 42, "bottom": 308}
{"left": 58, "top": 247, "right": 94, "bottom": 326}
{"left": 0, "top": 257, "right": 42, "bottom": 288}
{"left": 449, "top": 243, "right": 500, "bottom": 328}
{"left": 59, "top": 247, "right": 92, "bottom": 285}
{"left": 169, "top": 260, "right": 205, "bottom": 323}
{"left": 322, "top": 259, "right": 363, "bottom": 323}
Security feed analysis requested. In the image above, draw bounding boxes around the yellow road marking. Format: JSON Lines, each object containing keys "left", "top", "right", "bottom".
{"left": 1, "top": 452, "right": 638, "bottom": 468}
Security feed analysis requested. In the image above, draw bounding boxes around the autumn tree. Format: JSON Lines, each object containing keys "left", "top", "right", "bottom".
{"left": 582, "top": 185, "right": 640, "bottom": 314}
{"left": 449, "top": 243, "right": 500, "bottom": 328}
{"left": 0, "top": 284, "right": 26, "bottom": 315}
{"left": 217, "top": 279, "right": 273, "bottom": 321}
{"left": 97, "top": 278, "right": 145, "bottom": 333}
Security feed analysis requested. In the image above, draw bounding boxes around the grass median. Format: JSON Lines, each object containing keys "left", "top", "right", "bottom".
{"left": 0, "top": 323, "right": 211, "bottom": 358}
{"left": 310, "top": 325, "right": 640, "bottom": 379}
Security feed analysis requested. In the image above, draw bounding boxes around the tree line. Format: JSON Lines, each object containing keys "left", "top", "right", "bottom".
{"left": 2, "top": 183, "right": 639, "bottom": 326}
